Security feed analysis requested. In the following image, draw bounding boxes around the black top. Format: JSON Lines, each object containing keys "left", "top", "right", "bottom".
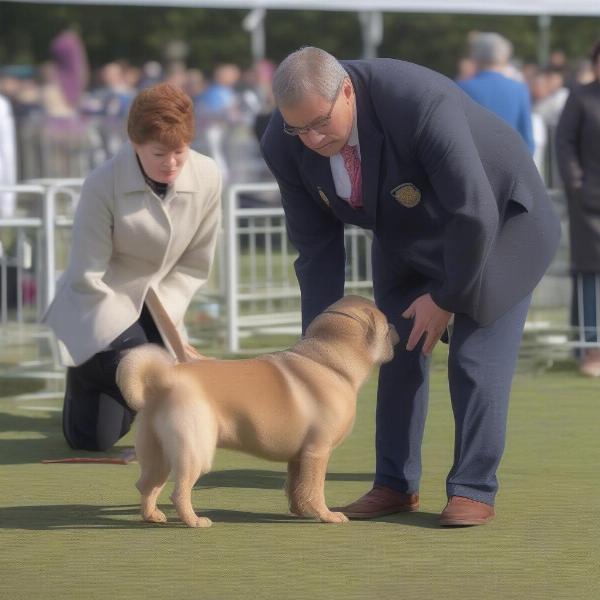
{"left": 136, "top": 154, "right": 168, "bottom": 199}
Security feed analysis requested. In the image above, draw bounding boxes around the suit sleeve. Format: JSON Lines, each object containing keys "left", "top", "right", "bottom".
{"left": 261, "top": 134, "right": 345, "bottom": 333}
{"left": 156, "top": 169, "right": 222, "bottom": 328}
{"left": 556, "top": 91, "right": 584, "bottom": 192}
{"left": 415, "top": 94, "right": 500, "bottom": 315}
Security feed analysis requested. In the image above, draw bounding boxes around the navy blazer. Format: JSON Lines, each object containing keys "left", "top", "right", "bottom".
{"left": 261, "top": 59, "right": 561, "bottom": 332}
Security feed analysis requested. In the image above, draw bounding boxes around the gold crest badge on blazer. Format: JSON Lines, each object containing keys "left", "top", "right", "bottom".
{"left": 391, "top": 183, "right": 421, "bottom": 208}
{"left": 317, "top": 186, "right": 331, "bottom": 208}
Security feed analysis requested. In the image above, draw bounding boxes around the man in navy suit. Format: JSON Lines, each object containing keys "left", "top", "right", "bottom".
{"left": 260, "top": 47, "right": 560, "bottom": 526}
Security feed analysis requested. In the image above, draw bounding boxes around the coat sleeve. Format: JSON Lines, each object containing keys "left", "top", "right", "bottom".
{"left": 155, "top": 170, "right": 222, "bottom": 328}
{"left": 556, "top": 90, "right": 584, "bottom": 192}
{"left": 261, "top": 132, "right": 345, "bottom": 333}
{"left": 414, "top": 94, "right": 500, "bottom": 315}
{"left": 59, "top": 169, "right": 115, "bottom": 303}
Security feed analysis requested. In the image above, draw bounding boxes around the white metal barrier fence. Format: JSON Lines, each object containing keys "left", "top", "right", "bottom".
{"left": 0, "top": 179, "right": 597, "bottom": 363}
{"left": 225, "top": 182, "right": 374, "bottom": 352}
{"left": 0, "top": 180, "right": 84, "bottom": 323}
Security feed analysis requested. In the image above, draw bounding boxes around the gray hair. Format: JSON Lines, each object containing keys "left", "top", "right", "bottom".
{"left": 272, "top": 46, "right": 348, "bottom": 108}
{"left": 470, "top": 32, "right": 513, "bottom": 68}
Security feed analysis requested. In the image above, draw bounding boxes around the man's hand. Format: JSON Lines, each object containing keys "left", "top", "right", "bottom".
{"left": 402, "top": 293, "right": 452, "bottom": 356}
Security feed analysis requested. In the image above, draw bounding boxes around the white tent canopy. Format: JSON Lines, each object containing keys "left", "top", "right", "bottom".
{"left": 8, "top": 0, "right": 600, "bottom": 16}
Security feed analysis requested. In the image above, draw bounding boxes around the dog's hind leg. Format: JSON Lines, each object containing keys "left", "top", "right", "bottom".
{"left": 137, "top": 463, "right": 169, "bottom": 524}
{"left": 291, "top": 446, "right": 349, "bottom": 524}
{"left": 169, "top": 456, "right": 213, "bottom": 528}
{"left": 158, "top": 403, "right": 217, "bottom": 528}
{"left": 135, "top": 423, "right": 170, "bottom": 524}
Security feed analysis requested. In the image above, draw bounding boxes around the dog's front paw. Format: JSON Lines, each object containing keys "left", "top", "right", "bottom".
{"left": 319, "top": 510, "right": 350, "bottom": 524}
{"left": 144, "top": 509, "right": 167, "bottom": 524}
{"left": 186, "top": 516, "right": 212, "bottom": 528}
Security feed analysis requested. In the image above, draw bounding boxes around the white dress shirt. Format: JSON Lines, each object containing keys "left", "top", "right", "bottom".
{"left": 330, "top": 112, "right": 360, "bottom": 203}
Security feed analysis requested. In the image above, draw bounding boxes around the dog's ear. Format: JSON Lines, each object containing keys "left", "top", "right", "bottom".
{"left": 362, "top": 309, "right": 377, "bottom": 347}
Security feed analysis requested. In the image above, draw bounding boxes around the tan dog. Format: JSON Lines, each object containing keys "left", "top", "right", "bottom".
{"left": 116, "top": 295, "right": 399, "bottom": 527}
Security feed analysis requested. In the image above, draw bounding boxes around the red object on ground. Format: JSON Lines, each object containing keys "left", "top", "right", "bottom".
{"left": 42, "top": 448, "right": 136, "bottom": 465}
{"left": 42, "top": 457, "right": 129, "bottom": 464}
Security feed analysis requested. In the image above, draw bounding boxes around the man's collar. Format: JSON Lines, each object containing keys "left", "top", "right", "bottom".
{"left": 347, "top": 103, "right": 359, "bottom": 147}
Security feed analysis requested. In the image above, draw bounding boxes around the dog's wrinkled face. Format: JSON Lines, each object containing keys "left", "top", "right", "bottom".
{"left": 306, "top": 296, "right": 400, "bottom": 364}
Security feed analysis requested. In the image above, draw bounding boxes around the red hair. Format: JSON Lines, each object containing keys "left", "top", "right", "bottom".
{"left": 127, "top": 83, "right": 194, "bottom": 147}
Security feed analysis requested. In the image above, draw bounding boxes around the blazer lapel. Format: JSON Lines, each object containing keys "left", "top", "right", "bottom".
{"left": 351, "top": 71, "right": 384, "bottom": 225}
{"left": 301, "top": 148, "right": 337, "bottom": 210}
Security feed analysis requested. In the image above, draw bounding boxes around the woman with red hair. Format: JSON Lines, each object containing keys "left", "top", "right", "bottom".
{"left": 44, "top": 83, "right": 222, "bottom": 451}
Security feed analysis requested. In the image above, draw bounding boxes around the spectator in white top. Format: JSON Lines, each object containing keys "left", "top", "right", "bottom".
{"left": 0, "top": 93, "right": 17, "bottom": 218}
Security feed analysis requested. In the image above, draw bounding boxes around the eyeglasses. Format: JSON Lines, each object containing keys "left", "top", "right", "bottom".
{"left": 283, "top": 78, "right": 345, "bottom": 136}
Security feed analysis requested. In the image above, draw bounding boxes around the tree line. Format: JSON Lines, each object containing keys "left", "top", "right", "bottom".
{"left": 1, "top": 3, "right": 599, "bottom": 76}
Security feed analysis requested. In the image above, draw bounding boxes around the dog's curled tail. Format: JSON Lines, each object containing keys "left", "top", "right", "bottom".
{"left": 116, "top": 344, "right": 176, "bottom": 412}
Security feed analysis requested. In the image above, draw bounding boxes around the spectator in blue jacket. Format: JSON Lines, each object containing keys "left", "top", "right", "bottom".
{"left": 458, "top": 32, "right": 535, "bottom": 154}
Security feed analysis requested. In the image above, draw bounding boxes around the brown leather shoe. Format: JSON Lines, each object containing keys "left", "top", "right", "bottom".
{"left": 440, "top": 496, "right": 495, "bottom": 526}
{"left": 332, "top": 485, "right": 419, "bottom": 519}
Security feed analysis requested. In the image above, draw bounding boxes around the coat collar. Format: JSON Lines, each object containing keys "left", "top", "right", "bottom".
{"left": 116, "top": 142, "right": 199, "bottom": 197}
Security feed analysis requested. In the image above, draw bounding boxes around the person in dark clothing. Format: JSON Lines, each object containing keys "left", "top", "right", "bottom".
{"left": 556, "top": 39, "right": 600, "bottom": 377}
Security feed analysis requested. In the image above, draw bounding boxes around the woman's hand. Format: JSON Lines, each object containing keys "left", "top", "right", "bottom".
{"left": 402, "top": 293, "right": 452, "bottom": 356}
{"left": 183, "top": 343, "right": 214, "bottom": 362}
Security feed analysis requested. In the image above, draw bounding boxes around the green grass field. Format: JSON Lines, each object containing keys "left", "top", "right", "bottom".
{"left": 0, "top": 349, "right": 598, "bottom": 600}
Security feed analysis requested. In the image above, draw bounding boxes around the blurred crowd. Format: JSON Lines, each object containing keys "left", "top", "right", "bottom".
{"left": 455, "top": 31, "right": 597, "bottom": 186}
{"left": 1, "top": 28, "right": 600, "bottom": 371}
{"left": 0, "top": 28, "right": 598, "bottom": 204}
{"left": 0, "top": 30, "right": 277, "bottom": 208}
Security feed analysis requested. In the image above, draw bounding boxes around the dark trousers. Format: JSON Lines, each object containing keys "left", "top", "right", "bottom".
{"left": 571, "top": 272, "right": 599, "bottom": 345}
{"left": 372, "top": 241, "right": 531, "bottom": 505}
{"left": 62, "top": 304, "right": 164, "bottom": 451}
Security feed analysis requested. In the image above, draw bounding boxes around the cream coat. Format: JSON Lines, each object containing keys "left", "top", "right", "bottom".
{"left": 43, "top": 142, "right": 222, "bottom": 366}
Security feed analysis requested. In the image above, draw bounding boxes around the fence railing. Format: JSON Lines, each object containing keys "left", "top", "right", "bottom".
{"left": 224, "top": 182, "right": 378, "bottom": 352}
{"left": 0, "top": 180, "right": 84, "bottom": 321}
{"left": 0, "top": 179, "right": 595, "bottom": 364}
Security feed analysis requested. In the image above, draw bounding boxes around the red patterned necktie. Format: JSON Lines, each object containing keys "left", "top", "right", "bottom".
{"left": 340, "top": 144, "right": 363, "bottom": 209}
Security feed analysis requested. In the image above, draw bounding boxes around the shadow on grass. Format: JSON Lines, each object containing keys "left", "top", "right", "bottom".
{"left": 0, "top": 504, "right": 325, "bottom": 530}
{"left": 0, "top": 377, "right": 46, "bottom": 398}
{"left": 375, "top": 511, "right": 442, "bottom": 529}
{"left": 0, "top": 410, "right": 68, "bottom": 465}
{"left": 0, "top": 503, "right": 443, "bottom": 530}
{"left": 196, "top": 469, "right": 373, "bottom": 491}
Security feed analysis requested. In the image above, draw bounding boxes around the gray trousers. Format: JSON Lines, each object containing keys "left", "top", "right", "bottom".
{"left": 372, "top": 245, "right": 531, "bottom": 505}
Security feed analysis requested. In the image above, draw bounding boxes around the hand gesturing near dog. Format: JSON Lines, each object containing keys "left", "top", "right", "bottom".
{"left": 403, "top": 293, "right": 452, "bottom": 356}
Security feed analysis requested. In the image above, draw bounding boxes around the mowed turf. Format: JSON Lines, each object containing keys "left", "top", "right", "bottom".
{"left": 0, "top": 350, "right": 598, "bottom": 600}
